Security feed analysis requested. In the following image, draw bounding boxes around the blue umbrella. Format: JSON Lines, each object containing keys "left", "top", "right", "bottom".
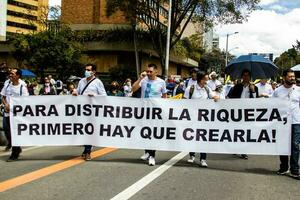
{"left": 291, "top": 64, "right": 300, "bottom": 71}
{"left": 225, "top": 55, "right": 279, "bottom": 79}
{"left": 21, "top": 69, "right": 36, "bottom": 77}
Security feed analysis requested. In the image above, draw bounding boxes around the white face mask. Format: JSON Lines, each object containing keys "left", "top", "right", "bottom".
{"left": 85, "top": 70, "right": 92, "bottom": 78}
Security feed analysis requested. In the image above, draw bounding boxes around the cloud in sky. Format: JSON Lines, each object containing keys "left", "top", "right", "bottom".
{"left": 216, "top": 8, "right": 300, "bottom": 58}
{"left": 49, "top": 0, "right": 61, "bottom": 7}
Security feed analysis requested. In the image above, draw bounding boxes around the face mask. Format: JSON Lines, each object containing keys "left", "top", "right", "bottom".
{"left": 85, "top": 70, "right": 92, "bottom": 78}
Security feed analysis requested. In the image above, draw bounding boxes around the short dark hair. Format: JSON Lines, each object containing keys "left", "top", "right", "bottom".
{"left": 85, "top": 63, "right": 97, "bottom": 71}
{"left": 148, "top": 63, "right": 158, "bottom": 70}
{"left": 241, "top": 69, "right": 251, "bottom": 77}
{"left": 13, "top": 68, "right": 22, "bottom": 78}
{"left": 282, "top": 69, "right": 294, "bottom": 77}
{"left": 196, "top": 71, "right": 207, "bottom": 82}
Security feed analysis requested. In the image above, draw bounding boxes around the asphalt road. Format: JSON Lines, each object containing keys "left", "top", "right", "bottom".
{"left": 0, "top": 145, "right": 299, "bottom": 200}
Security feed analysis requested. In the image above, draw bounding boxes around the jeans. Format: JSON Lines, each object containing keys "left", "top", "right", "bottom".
{"left": 290, "top": 124, "right": 300, "bottom": 174}
{"left": 189, "top": 152, "right": 207, "bottom": 160}
{"left": 83, "top": 145, "right": 92, "bottom": 154}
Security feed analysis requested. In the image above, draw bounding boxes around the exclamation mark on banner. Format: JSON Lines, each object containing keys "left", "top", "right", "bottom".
{"left": 272, "top": 130, "right": 276, "bottom": 143}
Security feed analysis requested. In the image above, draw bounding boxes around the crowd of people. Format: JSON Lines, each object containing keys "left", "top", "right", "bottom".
{"left": 0, "top": 63, "right": 299, "bottom": 180}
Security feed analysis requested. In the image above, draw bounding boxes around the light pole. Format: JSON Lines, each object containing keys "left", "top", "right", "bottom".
{"left": 225, "top": 32, "right": 238, "bottom": 68}
{"left": 165, "top": 0, "right": 172, "bottom": 80}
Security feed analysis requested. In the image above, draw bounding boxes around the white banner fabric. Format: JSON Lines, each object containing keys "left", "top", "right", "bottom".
{"left": 10, "top": 96, "right": 291, "bottom": 155}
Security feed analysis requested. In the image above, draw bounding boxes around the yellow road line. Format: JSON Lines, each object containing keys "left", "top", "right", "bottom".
{"left": 0, "top": 147, "right": 117, "bottom": 193}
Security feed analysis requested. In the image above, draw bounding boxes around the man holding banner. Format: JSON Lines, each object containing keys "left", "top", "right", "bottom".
{"left": 272, "top": 69, "right": 299, "bottom": 178}
{"left": 72, "top": 63, "right": 107, "bottom": 161}
{"left": 1, "top": 68, "right": 29, "bottom": 162}
{"left": 184, "top": 71, "right": 219, "bottom": 167}
{"left": 132, "top": 63, "right": 167, "bottom": 166}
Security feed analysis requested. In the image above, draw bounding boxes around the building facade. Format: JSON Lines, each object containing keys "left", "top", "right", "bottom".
{"left": 61, "top": 0, "right": 197, "bottom": 78}
{"left": 4, "top": 0, "right": 48, "bottom": 35}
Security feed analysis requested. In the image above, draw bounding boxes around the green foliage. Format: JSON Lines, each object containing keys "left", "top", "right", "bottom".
{"left": 108, "top": 65, "right": 137, "bottom": 83}
{"left": 199, "top": 49, "right": 230, "bottom": 74}
{"left": 11, "top": 27, "right": 84, "bottom": 81}
{"left": 107, "top": 0, "right": 259, "bottom": 76}
{"left": 274, "top": 42, "right": 300, "bottom": 71}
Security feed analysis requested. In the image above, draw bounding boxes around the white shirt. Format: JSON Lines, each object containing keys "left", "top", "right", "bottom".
{"left": 184, "top": 78, "right": 197, "bottom": 90}
{"left": 241, "top": 85, "right": 250, "bottom": 98}
{"left": 223, "top": 84, "right": 233, "bottom": 97}
{"left": 1, "top": 81, "right": 29, "bottom": 116}
{"left": 290, "top": 87, "right": 300, "bottom": 124}
{"left": 256, "top": 82, "right": 273, "bottom": 97}
{"left": 272, "top": 85, "right": 296, "bottom": 100}
{"left": 207, "top": 79, "right": 222, "bottom": 91}
{"left": 213, "top": 90, "right": 226, "bottom": 100}
{"left": 184, "top": 84, "right": 214, "bottom": 99}
{"left": 77, "top": 77, "right": 107, "bottom": 96}
{"left": 140, "top": 77, "right": 167, "bottom": 98}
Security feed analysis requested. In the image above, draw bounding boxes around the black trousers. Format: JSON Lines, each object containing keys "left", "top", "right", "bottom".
{"left": 4, "top": 117, "right": 22, "bottom": 158}
{"left": 145, "top": 150, "right": 156, "bottom": 157}
{"left": 189, "top": 152, "right": 207, "bottom": 160}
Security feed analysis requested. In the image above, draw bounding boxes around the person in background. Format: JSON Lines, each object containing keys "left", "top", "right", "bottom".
{"left": 107, "top": 81, "right": 124, "bottom": 96}
{"left": 184, "top": 68, "right": 199, "bottom": 90}
{"left": 48, "top": 75, "right": 56, "bottom": 86}
{"left": 72, "top": 63, "right": 107, "bottom": 161}
{"left": 256, "top": 79, "right": 273, "bottom": 98}
{"left": 132, "top": 63, "right": 167, "bottom": 166}
{"left": 39, "top": 77, "right": 56, "bottom": 95}
{"left": 228, "top": 69, "right": 259, "bottom": 160}
{"left": 1, "top": 68, "right": 29, "bottom": 161}
{"left": 271, "top": 81, "right": 278, "bottom": 91}
{"left": 123, "top": 78, "right": 132, "bottom": 97}
{"left": 223, "top": 80, "right": 233, "bottom": 98}
{"left": 207, "top": 71, "right": 221, "bottom": 91}
{"left": 172, "top": 80, "right": 185, "bottom": 96}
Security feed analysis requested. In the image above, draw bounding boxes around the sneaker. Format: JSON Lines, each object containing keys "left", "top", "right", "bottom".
{"left": 6, "top": 156, "right": 18, "bottom": 162}
{"left": 240, "top": 154, "right": 248, "bottom": 159}
{"left": 140, "top": 152, "right": 150, "bottom": 161}
{"left": 148, "top": 156, "right": 155, "bottom": 166}
{"left": 290, "top": 172, "right": 300, "bottom": 179}
{"left": 200, "top": 159, "right": 208, "bottom": 168}
{"left": 187, "top": 156, "right": 195, "bottom": 163}
{"left": 276, "top": 168, "right": 289, "bottom": 175}
{"left": 84, "top": 153, "right": 91, "bottom": 161}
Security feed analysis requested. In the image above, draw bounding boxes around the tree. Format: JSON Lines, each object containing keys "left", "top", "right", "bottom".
{"left": 11, "top": 27, "right": 84, "bottom": 80}
{"left": 107, "top": 0, "right": 260, "bottom": 77}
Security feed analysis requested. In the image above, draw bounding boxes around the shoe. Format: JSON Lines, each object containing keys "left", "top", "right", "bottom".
{"left": 140, "top": 152, "right": 150, "bottom": 161}
{"left": 81, "top": 153, "right": 86, "bottom": 158}
{"left": 276, "top": 169, "right": 289, "bottom": 175}
{"left": 148, "top": 156, "right": 155, "bottom": 166}
{"left": 187, "top": 156, "right": 195, "bottom": 163}
{"left": 290, "top": 172, "right": 300, "bottom": 179}
{"left": 240, "top": 154, "right": 248, "bottom": 159}
{"left": 84, "top": 153, "right": 91, "bottom": 161}
{"left": 6, "top": 156, "right": 18, "bottom": 162}
{"left": 200, "top": 159, "right": 208, "bottom": 168}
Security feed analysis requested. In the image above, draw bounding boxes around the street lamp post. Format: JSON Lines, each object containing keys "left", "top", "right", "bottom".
{"left": 225, "top": 32, "right": 238, "bottom": 68}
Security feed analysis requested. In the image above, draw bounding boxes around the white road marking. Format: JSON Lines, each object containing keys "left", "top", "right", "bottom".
{"left": 111, "top": 152, "right": 187, "bottom": 200}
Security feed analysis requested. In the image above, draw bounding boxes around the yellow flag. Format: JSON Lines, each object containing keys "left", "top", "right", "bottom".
{"left": 170, "top": 94, "right": 183, "bottom": 99}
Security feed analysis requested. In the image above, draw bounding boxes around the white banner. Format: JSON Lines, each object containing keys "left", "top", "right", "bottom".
{"left": 10, "top": 96, "right": 291, "bottom": 155}
{"left": 0, "top": 0, "right": 7, "bottom": 41}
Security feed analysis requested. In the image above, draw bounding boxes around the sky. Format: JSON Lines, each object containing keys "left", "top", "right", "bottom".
{"left": 216, "top": 0, "right": 300, "bottom": 58}
{"left": 49, "top": 0, "right": 300, "bottom": 59}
